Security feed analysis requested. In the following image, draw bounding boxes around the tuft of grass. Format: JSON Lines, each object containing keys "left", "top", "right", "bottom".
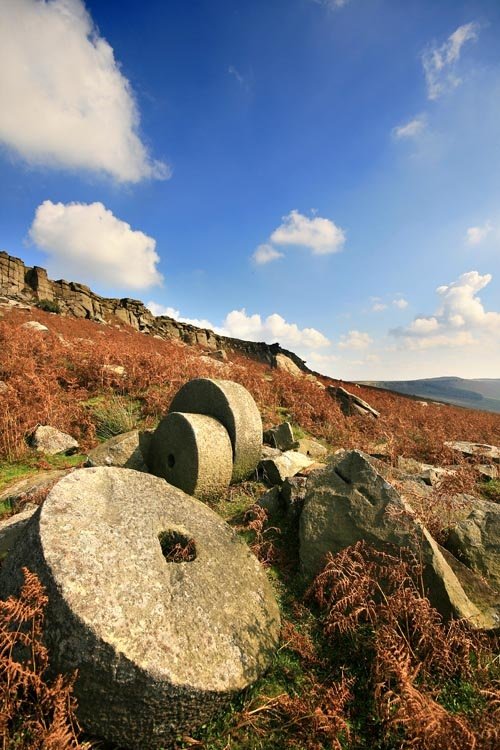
{"left": 480, "top": 479, "right": 500, "bottom": 504}
{"left": 89, "top": 395, "right": 142, "bottom": 441}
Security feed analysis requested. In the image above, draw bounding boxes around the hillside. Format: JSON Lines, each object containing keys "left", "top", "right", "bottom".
{"left": 363, "top": 377, "right": 500, "bottom": 414}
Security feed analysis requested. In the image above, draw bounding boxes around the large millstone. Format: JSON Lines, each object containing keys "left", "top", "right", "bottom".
{"left": 169, "top": 378, "right": 262, "bottom": 483}
{"left": 148, "top": 412, "right": 233, "bottom": 500}
{"left": 0, "top": 468, "right": 280, "bottom": 749}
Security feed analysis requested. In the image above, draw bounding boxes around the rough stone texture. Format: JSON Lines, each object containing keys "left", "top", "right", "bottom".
{"left": 30, "top": 425, "right": 79, "bottom": 455}
{"left": 21, "top": 320, "right": 49, "bottom": 332}
{"left": 256, "top": 487, "right": 283, "bottom": 516}
{"left": 260, "top": 451, "right": 314, "bottom": 486}
{"left": 445, "top": 441, "right": 500, "bottom": 464}
{"left": 85, "top": 430, "right": 149, "bottom": 472}
{"left": 299, "top": 451, "right": 497, "bottom": 629}
{"left": 327, "top": 385, "right": 380, "bottom": 418}
{"left": 396, "top": 457, "right": 456, "bottom": 487}
{"left": 148, "top": 412, "right": 233, "bottom": 501}
{"left": 297, "top": 438, "right": 328, "bottom": 461}
{"left": 0, "top": 468, "right": 280, "bottom": 749}
{"left": 0, "top": 505, "right": 37, "bottom": 556}
{"left": 447, "top": 497, "right": 500, "bottom": 590}
{"left": 281, "top": 476, "right": 309, "bottom": 521}
{"left": 0, "top": 470, "right": 68, "bottom": 511}
{"left": 274, "top": 353, "right": 303, "bottom": 377}
{"left": 477, "top": 464, "right": 499, "bottom": 481}
{"left": 263, "top": 422, "right": 296, "bottom": 451}
{"left": 169, "top": 379, "right": 262, "bottom": 483}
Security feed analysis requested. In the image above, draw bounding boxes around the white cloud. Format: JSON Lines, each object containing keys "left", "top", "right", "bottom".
{"left": 0, "top": 0, "right": 168, "bottom": 182}
{"left": 338, "top": 330, "right": 373, "bottom": 350}
{"left": 147, "top": 302, "right": 180, "bottom": 319}
{"left": 371, "top": 299, "right": 388, "bottom": 312}
{"left": 391, "top": 271, "right": 500, "bottom": 350}
{"left": 466, "top": 222, "right": 492, "bottom": 245}
{"left": 311, "top": 0, "right": 351, "bottom": 8}
{"left": 223, "top": 310, "right": 330, "bottom": 349}
{"left": 270, "top": 210, "right": 346, "bottom": 255}
{"left": 30, "top": 200, "right": 162, "bottom": 290}
{"left": 393, "top": 298, "right": 409, "bottom": 309}
{"left": 252, "top": 243, "right": 284, "bottom": 265}
{"left": 392, "top": 116, "right": 427, "bottom": 139}
{"left": 422, "top": 22, "right": 480, "bottom": 100}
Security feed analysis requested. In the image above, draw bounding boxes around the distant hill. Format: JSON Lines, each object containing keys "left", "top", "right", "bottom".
{"left": 361, "top": 377, "right": 500, "bottom": 414}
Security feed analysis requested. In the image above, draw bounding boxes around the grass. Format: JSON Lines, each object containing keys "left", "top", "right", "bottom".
{"left": 0, "top": 453, "right": 87, "bottom": 494}
{"left": 480, "top": 479, "right": 500, "bottom": 503}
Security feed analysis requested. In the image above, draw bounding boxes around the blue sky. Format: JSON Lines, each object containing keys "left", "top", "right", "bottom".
{"left": 1, "top": 0, "right": 500, "bottom": 379}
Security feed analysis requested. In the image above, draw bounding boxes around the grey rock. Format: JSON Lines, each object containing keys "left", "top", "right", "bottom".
{"left": 263, "top": 422, "right": 296, "bottom": 451}
{"left": 327, "top": 385, "right": 380, "bottom": 418}
{"left": 0, "top": 505, "right": 38, "bottom": 556}
{"left": 31, "top": 425, "right": 79, "bottom": 455}
{"left": 297, "top": 437, "right": 328, "bottom": 461}
{"left": 445, "top": 441, "right": 500, "bottom": 464}
{"left": 0, "top": 470, "right": 68, "bottom": 511}
{"left": 397, "top": 456, "right": 456, "bottom": 487}
{"left": 259, "top": 451, "right": 314, "bottom": 486}
{"left": 447, "top": 497, "right": 500, "bottom": 590}
{"left": 21, "top": 320, "right": 49, "bottom": 332}
{"left": 169, "top": 378, "right": 262, "bottom": 483}
{"left": 0, "top": 468, "right": 280, "bottom": 749}
{"left": 274, "top": 354, "right": 303, "bottom": 377}
{"left": 281, "top": 476, "right": 308, "bottom": 521}
{"left": 257, "top": 487, "right": 283, "bottom": 516}
{"left": 86, "top": 430, "right": 149, "bottom": 472}
{"left": 299, "top": 451, "right": 496, "bottom": 628}
{"left": 477, "top": 464, "right": 499, "bottom": 481}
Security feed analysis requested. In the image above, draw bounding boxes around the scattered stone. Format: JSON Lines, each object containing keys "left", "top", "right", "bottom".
{"left": 274, "top": 353, "right": 303, "bottom": 377}
{"left": 0, "top": 468, "right": 280, "bottom": 749}
{"left": 169, "top": 378, "right": 262, "bottom": 483}
{"left": 263, "top": 422, "right": 296, "bottom": 451}
{"left": 296, "top": 462, "right": 327, "bottom": 477}
{"left": 445, "top": 441, "right": 500, "bottom": 464}
{"left": 103, "top": 364, "right": 126, "bottom": 377}
{"left": 327, "top": 385, "right": 380, "bottom": 418}
{"left": 417, "top": 401, "right": 429, "bottom": 406}
{"left": 299, "top": 451, "right": 496, "bottom": 628}
{"left": 297, "top": 437, "right": 328, "bottom": 461}
{"left": 21, "top": 320, "right": 49, "bottom": 332}
{"left": 207, "top": 349, "right": 228, "bottom": 361}
{"left": 30, "top": 425, "right": 79, "bottom": 455}
{"left": 256, "top": 486, "right": 283, "bottom": 516}
{"left": 0, "top": 470, "right": 68, "bottom": 511}
{"left": 447, "top": 497, "right": 500, "bottom": 590}
{"left": 86, "top": 430, "right": 149, "bottom": 472}
{"left": 0, "top": 505, "right": 38, "bottom": 556}
{"left": 366, "top": 441, "right": 391, "bottom": 460}
{"left": 396, "top": 456, "right": 456, "bottom": 487}
{"left": 149, "top": 412, "right": 233, "bottom": 501}
{"left": 261, "top": 445, "right": 282, "bottom": 460}
{"left": 281, "top": 476, "right": 308, "bottom": 521}
{"left": 259, "top": 450, "right": 314, "bottom": 486}
{"left": 477, "top": 464, "right": 499, "bottom": 481}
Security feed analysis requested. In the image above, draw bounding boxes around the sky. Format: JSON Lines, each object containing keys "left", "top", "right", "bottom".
{"left": 1, "top": 0, "right": 500, "bottom": 381}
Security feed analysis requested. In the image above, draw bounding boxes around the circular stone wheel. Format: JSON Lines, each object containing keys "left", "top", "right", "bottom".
{"left": 169, "top": 378, "right": 263, "bottom": 483}
{"left": 0, "top": 468, "right": 280, "bottom": 750}
{"left": 148, "top": 412, "right": 233, "bottom": 501}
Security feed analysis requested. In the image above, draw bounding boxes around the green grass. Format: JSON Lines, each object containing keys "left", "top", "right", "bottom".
{"left": 0, "top": 453, "right": 87, "bottom": 494}
{"left": 479, "top": 479, "right": 500, "bottom": 503}
{"left": 86, "top": 394, "right": 142, "bottom": 441}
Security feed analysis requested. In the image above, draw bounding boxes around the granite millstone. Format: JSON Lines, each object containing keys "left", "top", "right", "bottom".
{"left": 0, "top": 468, "right": 280, "bottom": 749}
{"left": 169, "top": 378, "right": 263, "bottom": 483}
{"left": 148, "top": 412, "right": 233, "bottom": 500}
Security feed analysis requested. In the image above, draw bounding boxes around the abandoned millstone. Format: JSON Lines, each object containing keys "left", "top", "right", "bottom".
{"left": 30, "top": 425, "right": 79, "bottom": 455}
{"left": 299, "top": 451, "right": 497, "bottom": 629}
{"left": 0, "top": 505, "right": 37, "bottom": 556}
{"left": 447, "top": 497, "right": 500, "bottom": 590}
{"left": 259, "top": 450, "right": 314, "bottom": 486}
{"left": 263, "top": 422, "right": 296, "bottom": 451}
{"left": 445, "top": 441, "right": 500, "bottom": 464}
{"left": 169, "top": 378, "right": 262, "bottom": 483}
{"left": 327, "top": 385, "right": 380, "bottom": 418}
{"left": 0, "top": 468, "right": 280, "bottom": 750}
{"left": 148, "top": 412, "right": 233, "bottom": 500}
{"left": 85, "top": 430, "right": 150, "bottom": 472}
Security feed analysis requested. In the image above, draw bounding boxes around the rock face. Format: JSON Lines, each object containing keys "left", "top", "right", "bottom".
{"left": 445, "top": 441, "right": 500, "bottom": 464}
{"left": 299, "top": 451, "right": 496, "bottom": 628}
{"left": 327, "top": 386, "right": 380, "bottom": 418}
{"left": 0, "top": 468, "right": 280, "bottom": 750}
{"left": 260, "top": 450, "right": 314, "bottom": 485}
{"left": 148, "top": 412, "right": 234, "bottom": 501}
{"left": 263, "top": 422, "right": 296, "bottom": 451}
{"left": 169, "top": 379, "right": 262, "bottom": 484}
{"left": 0, "top": 505, "right": 37, "bottom": 556}
{"left": 447, "top": 498, "right": 500, "bottom": 590}
{"left": 85, "top": 430, "right": 149, "bottom": 472}
{"left": 30, "top": 425, "right": 79, "bottom": 455}
{"left": 274, "top": 354, "right": 303, "bottom": 377}
{"left": 0, "top": 250, "right": 308, "bottom": 371}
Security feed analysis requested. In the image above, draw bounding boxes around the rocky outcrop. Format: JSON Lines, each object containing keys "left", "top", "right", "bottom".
{"left": 327, "top": 385, "right": 380, "bottom": 418}
{"left": 0, "top": 251, "right": 308, "bottom": 370}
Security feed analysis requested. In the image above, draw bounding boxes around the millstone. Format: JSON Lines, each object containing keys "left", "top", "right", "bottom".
{"left": 148, "top": 412, "right": 233, "bottom": 500}
{"left": 169, "top": 378, "right": 262, "bottom": 483}
{"left": 0, "top": 468, "right": 280, "bottom": 750}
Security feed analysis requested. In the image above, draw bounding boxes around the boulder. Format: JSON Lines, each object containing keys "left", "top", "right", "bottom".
{"left": 477, "top": 464, "right": 499, "bottom": 481}
{"left": 0, "top": 468, "right": 280, "bottom": 749}
{"left": 256, "top": 486, "right": 283, "bottom": 516}
{"left": 445, "top": 441, "right": 500, "bottom": 464}
{"left": 86, "top": 430, "right": 149, "bottom": 472}
{"left": 297, "top": 437, "right": 328, "bottom": 461}
{"left": 0, "top": 505, "right": 37, "bottom": 556}
{"left": 446, "top": 497, "right": 500, "bottom": 590}
{"left": 30, "top": 425, "right": 79, "bottom": 455}
{"left": 299, "top": 451, "right": 497, "bottom": 628}
{"left": 281, "top": 476, "right": 309, "bottom": 521}
{"left": 102, "top": 364, "right": 126, "bottom": 378}
{"left": 169, "top": 378, "right": 262, "bottom": 483}
{"left": 260, "top": 450, "right": 314, "bottom": 486}
{"left": 396, "top": 456, "right": 456, "bottom": 486}
{"left": 0, "top": 470, "right": 68, "bottom": 511}
{"left": 263, "top": 422, "right": 296, "bottom": 451}
{"left": 21, "top": 320, "right": 49, "bottom": 332}
{"left": 327, "top": 386, "right": 379, "bottom": 418}
{"left": 274, "top": 354, "right": 303, "bottom": 377}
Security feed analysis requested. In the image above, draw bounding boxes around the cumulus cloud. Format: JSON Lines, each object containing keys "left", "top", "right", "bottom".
{"left": 422, "top": 22, "right": 480, "bottom": 100}
{"left": 392, "top": 116, "right": 427, "bottom": 139}
{"left": 338, "top": 330, "right": 373, "bottom": 350}
{"left": 30, "top": 200, "right": 162, "bottom": 290}
{"left": 393, "top": 298, "right": 409, "bottom": 309}
{"left": 0, "top": 0, "right": 168, "bottom": 182}
{"left": 270, "top": 210, "right": 346, "bottom": 255}
{"left": 466, "top": 222, "right": 493, "bottom": 245}
{"left": 391, "top": 271, "right": 500, "bottom": 349}
{"left": 252, "top": 244, "right": 284, "bottom": 265}
{"left": 370, "top": 298, "right": 388, "bottom": 312}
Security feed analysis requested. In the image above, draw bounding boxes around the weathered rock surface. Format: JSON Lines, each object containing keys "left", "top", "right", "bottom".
{"left": 396, "top": 456, "right": 456, "bottom": 486}
{"left": 299, "top": 451, "right": 497, "bottom": 628}
{"left": 169, "top": 379, "right": 262, "bottom": 483}
{"left": 446, "top": 497, "right": 500, "bottom": 590}
{"left": 30, "top": 425, "right": 79, "bottom": 455}
{"left": 0, "top": 468, "right": 280, "bottom": 749}
{"left": 21, "top": 320, "right": 49, "bottom": 332}
{"left": 281, "top": 476, "right": 309, "bottom": 521}
{"left": 263, "top": 422, "right": 296, "bottom": 451}
{"left": 297, "top": 437, "right": 328, "bottom": 461}
{"left": 0, "top": 470, "right": 68, "bottom": 511}
{"left": 0, "top": 505, "right": 37, "bottom": 556}
{"left": 445, "top": 441, "right": 500, "bottom": 464}
{"left": 85, "top": 430, "right": 149, "bottom": 472}
{"left": 260, "top": 450, "right": 314, "bottom": 486}
{"left": 274, "top": 354, "right": 303, "bottom": 377}
{"left": 327, "top": 385, "right": 380, "bottom": 418}
{"left": 148, "top": 412, "right": 233, "bottom": 501}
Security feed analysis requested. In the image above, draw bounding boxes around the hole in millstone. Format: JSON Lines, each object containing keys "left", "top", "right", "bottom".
{"left": 167, "top": 453, "right": 176, "bottom": 468}
{"left": 158, "top": 530, "right": 196, "bottom": 563}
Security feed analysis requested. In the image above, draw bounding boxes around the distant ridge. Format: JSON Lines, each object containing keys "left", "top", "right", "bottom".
{"left": 361, "top": 377, "right": 500, "bottom": 414}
